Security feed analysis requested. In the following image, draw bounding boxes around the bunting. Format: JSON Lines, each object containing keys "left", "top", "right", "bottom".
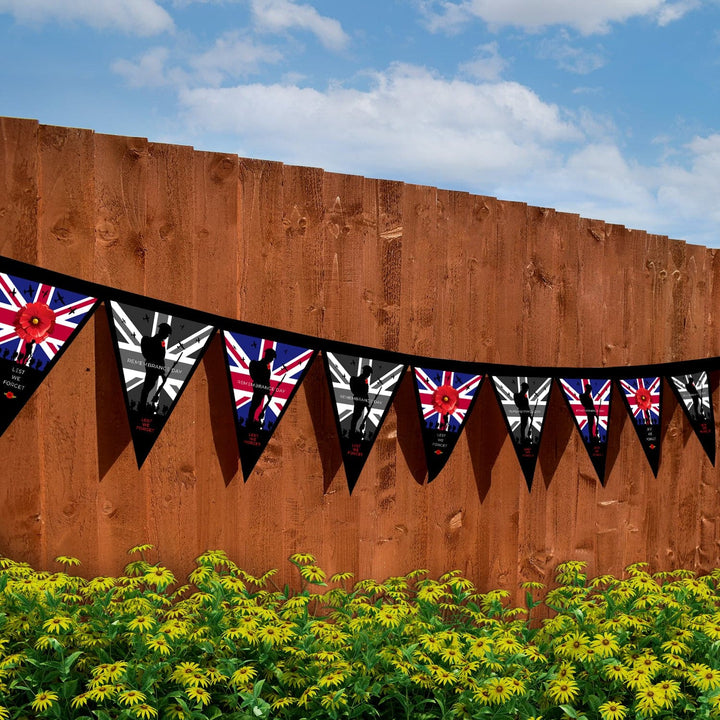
{"left": 490, "top": 375, "right": 552, "bottom": 490}
{"left": 324, "top": 352, "right": 406, "bottom": 492}
{"left": 413, "top": 366, "right": 483, "bottom": 482}
{"left": 559, "top": 377, "right": 613, "bottom": 483}
{"left": 223, "top": 330, "right": 316, "bottom": 480}
{"left": 0, "top": 269, "right": 98, "bottom": 435}
{"left": 106, "top": 301, "right": 215, "bottom": 467}
{"left": 617, "top": 377, "right": 662, "bottom": 476}
{"left": 668, "top": 372, "right": 715, "bottom": 464}
{"left": 1, "top": 254, "right": 719, "bottom": 491}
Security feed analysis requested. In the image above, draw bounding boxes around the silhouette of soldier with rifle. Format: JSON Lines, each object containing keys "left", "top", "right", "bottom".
{"left": 514, "top": 381, "right": 531, "bottom": 443}
{"left": 685, "top": 375, "right": 705, "bottom": 420}
{"left": 579, "top": 383, "right": 599, "bottom": 440}
{"left": 139, "top": 323, "right": 172, "bottom": 413}
{"left": 248, "top": 348, "right": 276, "bottom": 427}
{"left": 350, "top": 365, "right": 373, "bottom": 437}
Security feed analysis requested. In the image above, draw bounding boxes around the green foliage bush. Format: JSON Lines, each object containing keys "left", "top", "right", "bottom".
{"left": 2, "top": 548, "right": 720, "bottom": 719}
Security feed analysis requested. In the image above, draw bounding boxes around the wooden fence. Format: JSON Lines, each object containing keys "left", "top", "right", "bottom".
{"left": 1, "top": 116, "right": 719, "bottom": 594}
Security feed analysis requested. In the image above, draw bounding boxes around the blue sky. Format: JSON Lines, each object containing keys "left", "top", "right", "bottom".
{"left": 1, "top": 0, "right": 719, "bottom": 246}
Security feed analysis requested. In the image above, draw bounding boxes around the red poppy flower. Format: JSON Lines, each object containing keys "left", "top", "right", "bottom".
{"left": 634, "top": 388, "right": 652, "bottom": 410}
{"left": 14, "top": 302, "right": 56, "bottom": 343}
{"left": 433, "top": 384, "right": 459, "bottom": 415}
{"left": 4, "top": 391, "right": 15, "bottom": 399}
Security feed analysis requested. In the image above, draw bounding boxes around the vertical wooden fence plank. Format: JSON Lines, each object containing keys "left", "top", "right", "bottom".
{"left": 37, "top": 124, "right": 99, "bottom": 570}
{"left": 0, "top": 118, "right": 41, "bottom": 565}
{"left": 93, "top": 132, "right": 149, "bottom": 572}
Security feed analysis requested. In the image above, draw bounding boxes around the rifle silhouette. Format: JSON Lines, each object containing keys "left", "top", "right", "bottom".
{"left": 150, "top": 355, "right": 181, "bottom": 412}
{"left": 358, "top": 386, "right": 381, "bottom": 436}
{"left": 527, "top": 396, "right": 540, "bottom": 442}
{"left": 257, "top": 366, "right": 288, "bottom": 426}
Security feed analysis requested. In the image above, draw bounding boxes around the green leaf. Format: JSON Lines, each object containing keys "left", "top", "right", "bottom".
{"left": 560, "top": 705, "right": 578, "bottom": 718}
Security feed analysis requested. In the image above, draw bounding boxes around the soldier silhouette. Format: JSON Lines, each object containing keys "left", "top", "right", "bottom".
{"left": 514, "top": 381, "right": 531, "bottom": 442}
{"left": 248, "top": 348, "right": 276, "bottom": 426}
{"left": 579, "top": 383, "right": 599, "bottom": 440}
{"left": 349, "top": 365, "right": 373, "bottom": 436}
{"left": 685, "top": 375, "right": 705, "bottom": 419}
{"left": 139, "top": 323, "right": 172, "bottom": 412}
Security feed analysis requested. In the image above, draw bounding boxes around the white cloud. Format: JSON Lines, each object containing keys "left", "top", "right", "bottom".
{"left": 113, "top": 33, "right": 282, "bottom": 88}
{"left": 0, "top": 0, "right": 174, "bottom": 35}
{"left": 459, "top": 42, "right": 508, "bottom": 80}
{"left": 190, "top": 32, "right": 284, "bottom": 85}
{"left": 112, "top": 47, "right": 180, "bottom": 87}
{"left": 538, "top": 33, "right": 606, "bottom": 74}
{"left": 178, "top": 63, "right": 582, "bottom": 185}
{"left": 421, "top": 0, "right": 699, "bottom": 35}
{"left": 250, "top": 0, "right": 349, "bottom": 50}
{"left": 175, "top": 61, "right": 720, "bottom": 245}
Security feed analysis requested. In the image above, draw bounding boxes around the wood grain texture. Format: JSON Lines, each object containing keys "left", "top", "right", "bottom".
{"left": 1, "top": 117, "right": 719, "bottom": 595}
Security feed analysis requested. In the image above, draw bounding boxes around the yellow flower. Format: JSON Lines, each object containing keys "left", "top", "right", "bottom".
{"left": 271, "top": 697, "right": 297, "bottom": 710}
{"left": 320, "top": 690, "right": 347, "bottom": 711}
{"left": 467, "top": 637, "right": 492, "bottom": 658}
{"left": 432, "top": 668, "right": 457, "bottom": 686}
{"left": 70, "top": 693, "right": 90, "bottom": 709}
{"left": 88, "top": 684, "right": 117, "bottom": 701}
{"left": 145, "top": 635, "right": 172, "bottom": 656}
{"left": 165, "top": 704, "right": 188, "bottom": 720}
{"left": 690, "top": 666, "right": 720, "bottom": 692}
{"left": 661, "top": 639, "right": 689, "bottom": 655}
{"left": 547, "top": 678, "right": 580, "bottom": 704}
{"left": 128, "top": 615, "right": 156, "bottom": 633}
{"left": 257, "top": 624, "right": 289, "bottom": 645}
{"left": 299, "top": 565, "right": 326, "bottom": 583}
{"left": 655, "top": 679, "right": 681, "bottom": 705}
{"left": 128, "top": 543, "right": 154, "bottom": 554}
{"left": 319, "top": 670, "right": 348, "bottom": 688}
{"left": 626, "top": 666, "right": 653, "bottom": 689}
{"left": 330, "top": 571, "right": 354, "bottom": 582}
{"left": 186, "top": 686, "right": 211, "bottom": 706}
{"left": 54, "top": 555, "right": 81, "bottom": 566}
{"left": 599, "top": 700, "right": 627, "bottom": 720}
{"left": 42, "top": 615, "right": 73, "bottom": 634}
{"left": 494, "top": 634, "right": 523, "bottom": 655}
{"left": 592, "top": 632, "right": 620, "bottom": 657}
{"left": 0, "top": 706, "right": 9, "bottom": 720}
{"left": 473, "top": 686, "right": 493, "bottom": 705}
{"left": 119, "top": 690, "right": 147, "bottom": 706}
{"left": 143, "top": 566, "right": 175, "bottom": 589}
{"left": 635, "top": 686, "right": 663, "bottom": 716}
{"left": 289, "top": 552, "right": 316, "bottom": 564}
{"left": 132, "top": 703, "right": 158, "bottom": 719}
{"left": 487, "top": 678, "right": 512, "bottom": 704}
{"left": 172, "top": 661, "right": 202, "bottom": 684}
{"left": 230, "top": 666, "right": 257, "bottom": 686}
{"left": 556, "top": 631, "right": 590, "bottom": 660}
{"left": 30, "top": 690, "right": 59, "bottom": 712}
{"left": 440, "top": 647, "right": 464, "bottom": 664}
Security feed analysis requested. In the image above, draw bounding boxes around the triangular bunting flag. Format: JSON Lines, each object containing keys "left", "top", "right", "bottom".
{"left": 668, "top": 371, "right": 715, "bottom": 464}
{"left": 324, "top": 352, "right": 406, "bottom": 493}
{"left": 0, "top": 269, "right": 98, "bottom": 435}
{"left": 490, "top": 375, "right": 552, "bottom": 491}
{"left": 617, "top": 376, "right": 662, "bottom": 476}
{"left": 559, "top": 377, "right": 613, "bottom": 483}
{"left": 413, "top": 366, "right": 483, "bottom": 482}
{"left": 223, "top": 330, "right": 316, "bottom": 480}
{"left": 107, "top": 300, "right": 215, "bottom": 467}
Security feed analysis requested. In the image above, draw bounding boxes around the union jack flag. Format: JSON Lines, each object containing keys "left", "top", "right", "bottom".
{"left": 108, "top": 301, "right": 214, "bottom": 411}
{"left": 325, "top": 352, "right": 404, "bottom": 436}
{"left": 0, "top": 272, "right": 97, "bottom": 368}
{"left": 224, "top": 331, "right": 315, "bottom": 430}
{"left": 491, "top": 375, "right": 551, "bottom": 442}
{"left": 669, "top": 372, "right": 711, "bottom": 422}
{"left": 618, "top": 377, "right": 660, "bottom": 425}
{"left": 559, "top": 377, "right": 612, "bottom": 442}
{"left": 414, "top": 367, "right": 482, "bottom": 433}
